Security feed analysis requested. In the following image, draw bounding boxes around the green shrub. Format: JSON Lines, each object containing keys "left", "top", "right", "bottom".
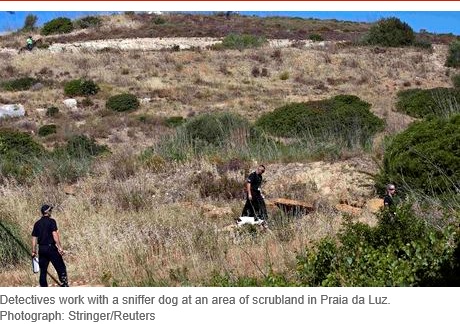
{"left": 38, "top": 124, "right": 57, "bottom": 137}
{"left": 22, "top": 14, "right": 38, "bottom": 31}
{"left": 64, "top": 79, "right": 100, "bottom": 96}
{"left": 446, "top": 40, "right": 460, "bottom": 68}
{"left": 75, "top": 15, "right": 102, "bottom": 29}
{"left": 279, "top": 71, "right": 290, "bottom": 80}
{"left": 0, "top": 219, "right": 27, "bottom": 267}
{"left": 2, "top": 77, "right": 39, "bottom": 91}
{"left": 106, "top": 93, "right": 139, "bottom": 112}
{"left": 365, "top": 17, "right": 415, "bottom": 47}
{"left": 165, "top": 116, "right": 185, "bottom": 128}
{"left": 378, "top": 115, "right": 460, "bottom": 195}
{"left": 41, "top": 17, "right": 74, "bottom": 35}
{"left": 255, "top": 95, "right": 384, "bottom": 147}
{"left": 452, "top": 74, "right": 460, "bottom": 88}
{"left": 183, "top": 112, "right": 250, "bottom": 146}
{"left": 309, "top": 34, "right": 324, "bottom": 42}
{"left": 191, "top": 171, "right": 242, "bottom": 200}
{"left": 220, "top": 34, "right": 267, "bottom": 50}
{"left": 46, "top": 106, "right": 59, "bottom": 117}
{"left": 153, "top": 16, "right": 166, "bottom": 25}
{"left": 396, "top": 87, "right": 460, "bottom": 118}
{"left": 59, "top": 134, "right": 109, "bottom": 158}
{"left": 296, "top": 204, "right": 459, "bottom": 286}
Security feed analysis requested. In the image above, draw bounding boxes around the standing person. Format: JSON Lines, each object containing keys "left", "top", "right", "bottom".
{"left": 31, "top": 205, "right": 69, "bottom": 287}
{"left": 241, "top": 165, "right": 268, "bottom": 220}
{"left": 26, "top": 36, "right": 34, "bottom": 51}
{"left": 383, "top": 184, "right": 397, "bottom": 214}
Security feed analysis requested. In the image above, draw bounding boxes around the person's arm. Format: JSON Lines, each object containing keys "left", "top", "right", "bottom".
{"left": 52, "top": 230, "right": 65, "bottom": 255}
{"left": 32, "top": 236, "right": 37, "bottom": 257}
{"left": 246, "top": 182, "right": 252, "bottom": 200}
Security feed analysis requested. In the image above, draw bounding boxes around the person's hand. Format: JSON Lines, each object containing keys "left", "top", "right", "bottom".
{"left": 32, "top": 252, "right": 37, "bottom": 258}
{"left": 57, "top": 247, "right": 65, "bottom": 256}
{"left": 248, "top": 194, "right": 252, "bottom": 200}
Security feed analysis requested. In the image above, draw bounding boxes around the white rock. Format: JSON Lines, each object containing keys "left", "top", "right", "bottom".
{"left": 63, "top": 99, "right": 77, "bottom": 109}
{"left": 0, "top": 104, "right": 25, "bottom": 118}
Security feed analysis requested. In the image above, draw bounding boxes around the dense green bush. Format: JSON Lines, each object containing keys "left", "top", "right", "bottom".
{"left": 184, "top": 112, "right": 250, "bottom": 146}
{"left": 452, "top": 74, "right": 460, "bottom": 88}
{"left": 309, "top": 34, "right": 324, "bottom": 42}
{"left": 365, "top": 17, "right": 415, "bottom": 47}
{"left": 59, "top": 134, "right": 109, "bottom": 158}
{"left": 75, "top": 15, "right": 102, "bottom": 29}
{"left": 2, "top": 77, "right": 39, "bottom": 91}
{"left": 106, "top": 93, "right": 139, "bottom": 112}
{"left": 396, "top": 87, "right": 460, "bottom": 118}
{"left": 41, "top": 17, "right": 73, "bottom": 35}
{"left": 38, "top": 124, "right": 57, "bottom": 137}
{"left": 46, "top": 106, "right": 59, "bottom": 117}
{"left": 446, "top": 40, "right": 460, "bottom": 68}
{"left": 378, "top": 115, "right": 460, "bottom": 195}
{"left": 296, "top": 205, "right": 459, "bottom": 286}
{"left": 256, "top": 95, "right": 384, "bottom": 147}
{"left": 220, "top": 34, "right": 267, "bottom": 50}
{"left": 64, "top": 79, "right": 100, "bottom": 96}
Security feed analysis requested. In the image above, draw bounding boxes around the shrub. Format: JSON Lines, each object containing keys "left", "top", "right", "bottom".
{"left": 164, "top": 116, "right": 185, "bottom": 128}
{"left": 452, "top": 74, "right": 460, "bottom": 88}
{"left": 255, "top": 95, "right": 384, "bottom": 147}
{"left": 296, "top": 204, "right": 459, "bottom": 286}
{"left": 106, "top": 93, "right": 139, "bottom": 112}
{"left": 309, "top": 34, "right": 324, "bottom": 42}
{"left": 220, "top": 34, "right": 267, "bottom": 50}
{"left": 38, "top": 124, "right": 57, "bottom": 137}
{"left": 396, "top": 87, "right": 460, "bottom": 118}
{"left": 365, "top": 17, "right": 415, "bottom": 47}
{"left": 279, "top": 71, "right": 290, "bottom": 80}
{"left": 0, "top": 219, "right": 27, "bottom": 267}
{"left": 64, "top": 79, "right": 100, "bottom": 96}
{"left": 152, "top": 16, "right": 166, "bottom": 25}
{"left": 46, "top": 106, "right": 59, "bottom": 117}
{"left": 191, "top": 171, "right": 243, "bottom": 200}
{"left": 2, "top": 77, "right": 39, "bottom": 91}
{"left": 59, "top": 134, "right": 108, "bottom": 158}
{"left": 41, "top": 17, "right": 73, "bottom": 35}
{"left": 75, "top": 15, "right": 102, "bottom": 29}
{"left": 183, "top": 112, "right": 250, "bottom": 147}
{"left": 22, "top": 14, "right": 38, "bottom": 31}
{"left": 446, "top": 40, "right": 460, "bottom": 68}
{"left": 378, "top": 115, "right": 460, "bottom": 195}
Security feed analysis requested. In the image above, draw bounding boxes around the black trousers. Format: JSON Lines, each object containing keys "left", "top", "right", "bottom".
{"left": 38, "top": 245, "right": 68, "bottom": 287}
{"left": 241, "top": 192, "right": 268, "bottom": 220}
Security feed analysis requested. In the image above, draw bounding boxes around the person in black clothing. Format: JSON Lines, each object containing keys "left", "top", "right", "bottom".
{"left": 241, "top": 165, "right": 268, "bottom": 220}
{"left": 383, "top": 184, "right": 397, "bottom": 215}
{"left": 31, "top": 205, "right": 68, "bottom": 287}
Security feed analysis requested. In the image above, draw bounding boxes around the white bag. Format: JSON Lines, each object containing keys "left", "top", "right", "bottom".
{"left": 32, "top": 257, "right": 39, "bottom": 273}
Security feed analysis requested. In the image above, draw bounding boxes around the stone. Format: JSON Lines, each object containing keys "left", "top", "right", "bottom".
{"left": 0, "top": 104, "right": 25, "bottom": 118}
{"left": 63, "top": 99, "right": 77, "bottom": 109}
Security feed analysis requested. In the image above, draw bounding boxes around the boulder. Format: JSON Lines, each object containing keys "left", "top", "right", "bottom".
{"left": 63, "top": 99, "right": 77, "bottom": 109}
{"left": 0, "top": 104, "right": 25, "bottom": 118}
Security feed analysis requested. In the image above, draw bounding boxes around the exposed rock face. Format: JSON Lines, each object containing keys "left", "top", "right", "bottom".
{"left": 63, "top": 99, "right": 77, "bottom": 110}
{"left": 0, "top": 104, "right": 25, "bottom": 118}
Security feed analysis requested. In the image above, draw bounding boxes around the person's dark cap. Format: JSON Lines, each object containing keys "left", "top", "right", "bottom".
{"left": 41, "top": 204, "right": 53, "bottom": 214}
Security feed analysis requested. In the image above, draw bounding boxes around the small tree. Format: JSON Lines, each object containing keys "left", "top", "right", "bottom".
{"left": 446, "top": 40, "right": 460, "bottom": 68}
{"left": 41, "top": 17, "right": 73, "bottom": 36}
{"left": 366, "top": 17, "right": 415, "bottom": 47}
{"left": 22, "top": 14, "right": 38, "bottom": 31}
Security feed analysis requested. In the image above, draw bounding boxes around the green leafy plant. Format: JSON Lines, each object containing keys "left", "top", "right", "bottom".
{"left": 165, "top": 116, "right": 185, "bottom": 128}
{"left": 64, "top": 79, "right": 100, "bottom": 96}
{"left": 365, "top": 17, "right": 415, "bottom": 47}
{"left": 46, "top": 106, "right": 59, "bottom": 117}
{"left": 452, "top": 74, "right": 460, "bottom": 88}
{"left": 309, "top": 34, "right": 324, "bottom": 42}
{"left": 2, "top": 77, "right": 39, "bottom": 91}
{"left": 38, "top": 124, "right": 57, "bottom": 137}
{"left": 41, "top": 17, "right": 73, "bottom": 35}
{"left": 446, "top": 40, "right": 460, "bottom": 68}
{"left": 220, "top": 34, "right": 267, "bottom": 50}
{"left": 75, "top": 15, "right": 102, "bottom": 29}
{"left": 106, "top": 93, "right": 139, "bottom": 112}
{"left": 22, "top": 14, "right": 38, "bottom": 31}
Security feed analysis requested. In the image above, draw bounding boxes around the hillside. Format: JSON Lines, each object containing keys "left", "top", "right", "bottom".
{"left": 0, "top": 12, "right": 458, "bottom": 287}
